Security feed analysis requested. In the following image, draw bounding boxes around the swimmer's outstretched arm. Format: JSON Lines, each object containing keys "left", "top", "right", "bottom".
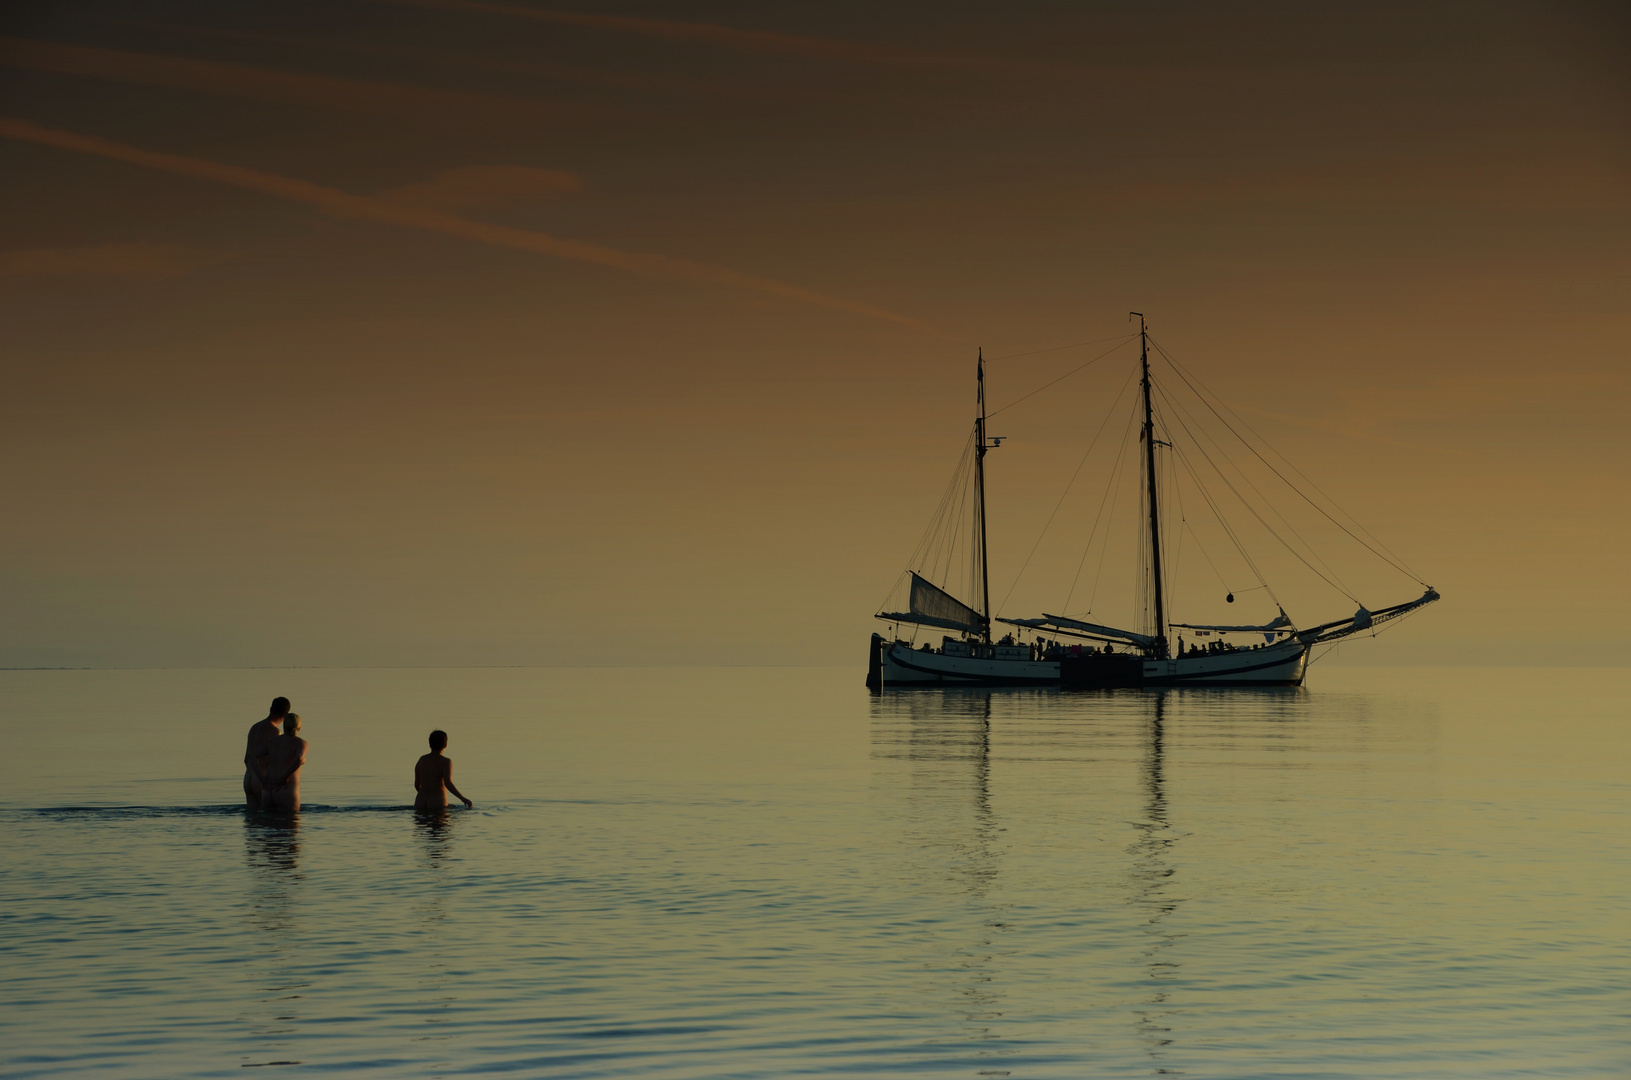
{"left": 444, "top": 760, "right": 473, "bottom": 809}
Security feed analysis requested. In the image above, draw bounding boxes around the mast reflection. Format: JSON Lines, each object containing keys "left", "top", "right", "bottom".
{"left": 1129, "top": 691, "right": 1183, "bottom": 1071}
{"left": 871, "top": 689, "right": 1017, "bottom": 1063}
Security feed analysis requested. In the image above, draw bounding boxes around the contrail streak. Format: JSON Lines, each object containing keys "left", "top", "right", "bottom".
{"left": 0, "top": 36, "right": 578, "bottom": 124}
{"left": 0, "top": 118, "right": 933, "bottom": 332}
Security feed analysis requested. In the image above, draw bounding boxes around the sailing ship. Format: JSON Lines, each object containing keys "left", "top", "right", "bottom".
{"left": 867, "top": 315, "right": 1439, "bottom": 689}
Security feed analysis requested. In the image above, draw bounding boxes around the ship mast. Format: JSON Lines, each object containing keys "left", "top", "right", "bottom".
{"left": 1135, "top": 314, "right": 1169, "bottom": 658}
{"left": 975, "top": 350, "right": 992, "bottom": 644}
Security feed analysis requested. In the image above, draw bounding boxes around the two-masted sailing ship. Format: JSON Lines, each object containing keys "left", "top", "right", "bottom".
{"left": 868, "top": 316, "right": 1439, "bottom": 689}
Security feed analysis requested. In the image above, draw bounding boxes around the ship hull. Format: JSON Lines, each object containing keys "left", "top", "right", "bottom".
{"left": 870, "top": 636, "right": 1306, "bottom": 688}
{"left": 877, "top": 641, "right": 1060, "bottom": 687}
{"left": 1143, "top": 638, "right": 1307, "bottom": 686}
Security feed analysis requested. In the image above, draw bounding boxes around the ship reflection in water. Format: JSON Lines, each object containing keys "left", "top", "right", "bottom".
{"left": 869, "top": 685, "right": 1316, "bottom": 1075}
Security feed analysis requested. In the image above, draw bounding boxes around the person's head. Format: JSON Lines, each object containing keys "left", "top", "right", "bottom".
{"left": 429, "top": 729, "right": 448, "bottom": 752}
{"left": 270, "top": 696, "right": 291, "bottom": 720}
{"left": 284, "top": 713, "right": 301, "bottom": 735}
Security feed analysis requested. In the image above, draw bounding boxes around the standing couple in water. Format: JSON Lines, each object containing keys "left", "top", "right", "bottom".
{"left": 244, "top": 697, "right": 305, "bottom": 812}
{"left": 243, "top": 697, "right": 472, "bottom": 814}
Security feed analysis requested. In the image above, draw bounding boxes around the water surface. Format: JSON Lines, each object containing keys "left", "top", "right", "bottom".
{"left": 2, "top": 666, "right": 1627, "bottom": 1077}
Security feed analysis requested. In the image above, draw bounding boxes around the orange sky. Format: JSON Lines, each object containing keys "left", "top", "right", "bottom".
{"left": 1, "top": 1, "right": 1626, "bottom": 667}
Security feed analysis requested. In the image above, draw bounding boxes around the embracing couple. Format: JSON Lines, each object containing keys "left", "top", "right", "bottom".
{"left": 244, "top": 697, "right": 306, "bottom": 812}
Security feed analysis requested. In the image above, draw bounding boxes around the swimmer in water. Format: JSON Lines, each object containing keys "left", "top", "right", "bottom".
{"left": 261, "top": 713, "right": 307, "bottom": 814}
{"left": 414, "top": 729, "right": 473, "bottom": 813}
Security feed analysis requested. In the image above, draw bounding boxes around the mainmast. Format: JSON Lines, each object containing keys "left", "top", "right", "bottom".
{"left": 975, "top": 350, "right": 992, "bottom": 643}
{"left": 1135, "top": 315, "right": 1169, "bottom": 658}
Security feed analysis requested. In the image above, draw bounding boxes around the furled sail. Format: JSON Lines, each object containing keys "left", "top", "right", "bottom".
{"left": 999, "top": 614, "right": 1158, "bottom": 649}
{"left": 1170, "top": 608, "right": 1294, "bottom": 633}
{"left": 877, "top": 572, "right": 988, "bottom": 634}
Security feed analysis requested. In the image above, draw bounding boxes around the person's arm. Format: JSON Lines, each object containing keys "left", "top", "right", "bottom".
{"left": 266, "top": 743, "right": 307, "bottom": 789}
{"left": 442, "top": 759, "right": 472, "bottom": 808}
{"left": 245, "top": 725, "right": 269, "bottom": 786}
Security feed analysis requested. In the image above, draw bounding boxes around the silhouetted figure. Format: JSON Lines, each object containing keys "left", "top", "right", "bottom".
{"left": 244, "top": 696, "right": 290, "bottom": 809}
{"left": 415, "top": 729, "right": 473, "bottom": 813}
{"left": 262, "top": 713, "right": 307, "bottom": 814}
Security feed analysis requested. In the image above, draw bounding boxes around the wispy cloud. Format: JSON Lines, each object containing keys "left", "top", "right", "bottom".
{"left": 0, "top": 242, "right": 224, "bottom": 281}
{"left": 0, "top": 118, "right": 933, "bottom": 332}
{"left": 0, "top": 35, "right": 581, "bottom": 124}
{"left": 1230, "top": 374, "right": 1625, "bottom": 455}
{"left": 378, "top": 165, "right": 583, "bottom": 210}
{"left": 371, "top": 0, "right": 1088, "bottom": 80}
{"left": 376, "top": 0, "right": 929, "bottom": 63}
{"left": 120, "top": 20, "right": 717, "bottom": 95}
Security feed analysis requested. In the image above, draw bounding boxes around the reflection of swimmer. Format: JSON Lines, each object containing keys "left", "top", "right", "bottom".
{"left": 244, "top": 814, "right": 301, "bottom": 875}
{"left": 262, "top": 714, "right": 307, "bottom": 813}
{"left": 415, "top": 729, "right": 473, "bottom": 812}
{"left": 243, "top": 814, "right": 301, "bottom": 934}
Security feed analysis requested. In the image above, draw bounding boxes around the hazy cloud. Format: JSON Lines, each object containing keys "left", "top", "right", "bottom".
{"left": 369, "top": 0, "right": 1089, "bottom": 80}
{"left": 378, "top": 165, "right": 584, "bottom": 211}
{"left": 0, "top": 118, "right": 933, "bottom": 332}
{"left": 0, "top": 35, "right": 581, "bottom": 124}
{"left": 0, "top": 242, "right": 224, "bottom": 281}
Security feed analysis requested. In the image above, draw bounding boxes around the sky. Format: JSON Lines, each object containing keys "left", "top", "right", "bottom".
{"left": 0, "top": 0, "right": 1626, "bottom": 668}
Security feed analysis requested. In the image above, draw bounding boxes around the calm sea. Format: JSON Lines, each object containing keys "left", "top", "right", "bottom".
{"left": 1, "top": 666, "right": 1627, "bottom": 1078}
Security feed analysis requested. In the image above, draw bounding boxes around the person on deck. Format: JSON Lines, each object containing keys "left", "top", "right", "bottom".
{"left": 261, "top": 714, "right": 307, "bottom": 814}
{"left": 415, "top": 730, "right": 473, "bottom": 813}
{"left": 243, "top": 696, "right": 289, "bottom": 810}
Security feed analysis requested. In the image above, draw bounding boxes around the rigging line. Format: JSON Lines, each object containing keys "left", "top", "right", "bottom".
{"left": 1161, "top": 409, "right": 1238, "bottom": 600}
{"left": 909, "top": 427, "right": 972, "bottom": 571}
{"left": 1067, "top": 390, "right": 1140, "bottom": 615}
{"left": 1158, "top": 379, "right": 1361, "bottom": 599}
{"left": 890, "top": 425, "right": 975, "bottom": 609}
{"left": 994, "top": 360, "right": 1141, "bottom": 616}
{"left": 1185, "top": 519, "right": 1234, "bottom": 594}
{"left": 987, "top": 337, "right": 1138, "bottom": 418}
{"left": 915, "top": 448, "right": 961, "bottom": 580}
{"left": 938, "top": 430, "right": 977, "bottom": 593}
{"left": 1155, "top": 383, "right": 1357, "bottom": 599}
{"left": 1169, "top": 442, "right": 1273, "bottom": 597}
{"left": 1154, "top": 397, "right": 1278, "bottom": 600}
{"left": 1150, "top": 337, "right": 1426, "bottom": 584}
{"left": 1164, "top": 432, "right": 1188, "bottom": 617}
{"left": 1163, "top": 399, "right": 1356, "bottom": 603}
{"left": 1167, "top": 439, "right": 1282, "bottom": 610}
{"left": 986, "top": 332, "right": 1139, "bottom": 362}
{"left": 1060, "top": 395, "right": 1136, "bottom": 616}
{"left": 1153, "top": 379, "right": 1328, "bottom": 588}
{"left": 1158, "top": 349, "right": 1422, "bottom": 589}
{"left": 928, "top": 455, "right": 966, "bottom": 588}
{"left": 1161, "top": 399, "right": 1297, "bottom": 604}
{"left": 1154, "top": 337, "right": 1423, "bottom": 581}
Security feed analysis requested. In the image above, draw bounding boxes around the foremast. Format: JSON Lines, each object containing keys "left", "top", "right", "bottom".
{"left": 1135, "top": 314, "right": 1169, "bottom": 659}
